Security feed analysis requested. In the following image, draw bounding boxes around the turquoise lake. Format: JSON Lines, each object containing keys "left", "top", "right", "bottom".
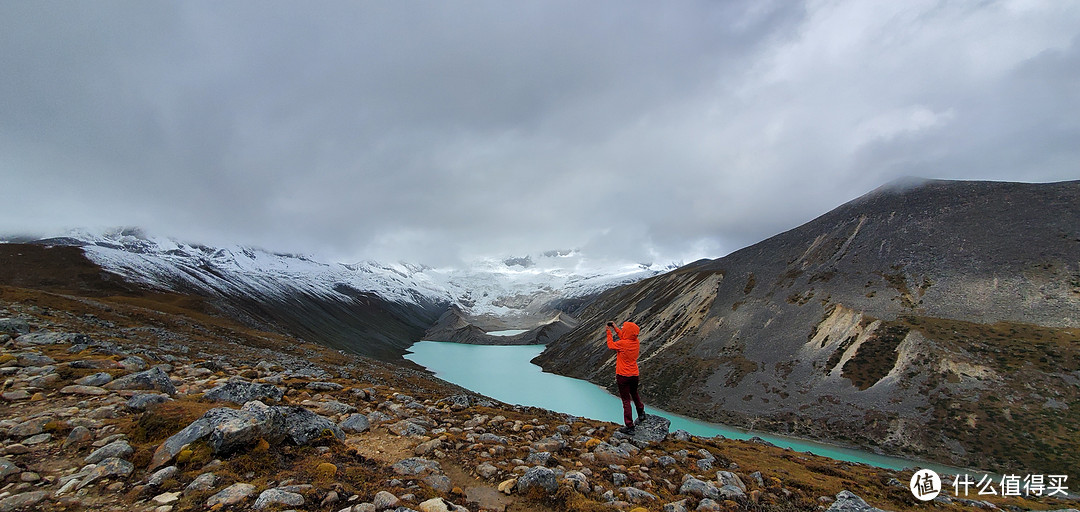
{"left": 405, "top": 340, "right": 965, "bottom": 473}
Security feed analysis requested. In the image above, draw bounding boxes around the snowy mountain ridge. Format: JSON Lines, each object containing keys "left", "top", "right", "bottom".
{"left": 28, "top": 228, "right": 676, "bottom": 319}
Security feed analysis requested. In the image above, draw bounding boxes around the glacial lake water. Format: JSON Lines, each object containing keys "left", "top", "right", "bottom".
{"left": 405, "top": 340, "right": 964, "bottom": 473}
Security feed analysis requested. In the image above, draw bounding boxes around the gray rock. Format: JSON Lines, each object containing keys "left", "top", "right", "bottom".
{"left": 630, "top": 414, "right": 670, "bottom": 445}
{"left": 367, "top": 411, "right": 393, "bottom": 424}
{"left": 391, "top": 457, "right": 442, "bottom": 477}
{"left": 275, "top": 405, "right": 345, "bottom": 444}
{"left": 0, "top": 318, "right": 30, "bottom": 335}
{"left": 531, "top": 436, "right": 565, "bottom": 452}
{"left": 664, "top": 499, "right": 690, "bottom": 512}
{"left": 826, "top": 490, "right": 891, "bottom": 512}
{"left": 318, "top": 400, "right": 357, "bottom": 415}
{"left": 203, "top": 380, "right": 284, "bottom": 404}
{"left": 105, "top": 366, "right": 176, "bottom": 395}
{"left": 621, "top": 486, "right": 659, "bottom": 503}
{"left": 388, "top": 420, "right": 427, "bottom": 437}
{"left": 68, "top": 359, "right": 121, "bottom": 370}
{"left": 14, "top": 352, "right": 54, "bottom": 366}
{"left": 0, "top": 457, "right": 19, "bottom": 480}
{"left": 0, "top": 491, "right": 48, "bottom": 512}
{"left": 59, "top": 385, "right": 108, "bottom": 396}
{"left": 184, "top": 472, "right": 217, "bottom": 493}
{"left": 672, "top": 429, "right": 692, "bottom": 442}
{"left": 696, "top": 498, "right": 722, "bottom": 511}
{"left": 127, "top": 393, "right": 171, "bottom": 410}
{"left": 716, "top": 471, "right": 747, "bottom": 492}
{"left": 593, "top": 442, "right": 632, "bottom": 464}
{"left": 526, "top": 451, "right": 552, "bottom": 465}
{"left": 14, "top": 332, "right": 80, "bottom": 346}
{"left": 680, "top": 477, "right": 720, "bottom": 499}
{"left": 373, "top": 490, "right": 400, "bottom": 510}
{"left": 74, "top": 372, "right": 113, "bottom": 386}
{"left": 658, "top": 455, "right": 676, "bottom": 467}
{"left": 62, "top": 426, "right": 93, "bottom": 449}
{"left": 476, "top": 462, "right": 498, "bottom": 479}
{"left": 205, "top": 482, "right": 257, "bottom": 508}
{"left": 423, "top": 474, "right": 453, "bottom": 493}
{"left": 413, "top": 439, "right": 443, "bottom": 456}
{"left": 516, "top": 466, "right": 557, "bottom": 495}
{"left": 475, "top": 433, "right": 508, "bottom": 445}
{"left": 306, "top": 381, "right": 344, "bottom": 391}
{"left": 118, "top": 356, "right": 148, "bottom": 371}
{"left": 9, "top": 417, "right": 51, "bottom": 437}
{"left": 77, "top": 457, "right": 134, "bottom": 489}
{"left": 146, "top": 465, "right": 178, "bottom": 487}
{"left": 150, "top": 401, "right": 286, "bottom": 469}
{"left": 84, "top": 440, "right": 133, "bottom": 464}
{"left": 254, "top": 488, "right": 305, "bottom": 509}
{"left": 340, "top": 413, "right": 370, "bottom": 433}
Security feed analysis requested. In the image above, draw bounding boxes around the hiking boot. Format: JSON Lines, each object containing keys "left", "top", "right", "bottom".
{"left": 634, "top": 414, "right": 647, "bottom": 426}
{"left": 618, "top": 425, "right": 636, "bottom": 435}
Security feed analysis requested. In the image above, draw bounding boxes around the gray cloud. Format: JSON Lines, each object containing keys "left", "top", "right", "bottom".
{"left": 2, "top": 1, "right": 1077, "bottom": 266}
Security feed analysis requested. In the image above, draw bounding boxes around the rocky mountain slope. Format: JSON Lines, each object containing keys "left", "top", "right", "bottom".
{"left": 534, "top": 179, "right": 1080, "bottom": 476}
{"left": 2, "top": 268, "right": 1076, "bottom": 512}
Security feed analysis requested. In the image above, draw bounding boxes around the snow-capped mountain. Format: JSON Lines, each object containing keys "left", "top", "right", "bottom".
{"left": 31, "top": 228, "right": 676, "bottom": 320}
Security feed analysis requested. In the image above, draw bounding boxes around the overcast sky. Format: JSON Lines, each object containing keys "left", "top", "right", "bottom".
{"left": 2, "top": 1, "right": 1078, "bottom": 266}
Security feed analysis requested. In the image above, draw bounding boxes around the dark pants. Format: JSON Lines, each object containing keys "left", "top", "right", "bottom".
{"left": 616, "top": 374, "right": 645, "bottom": 427}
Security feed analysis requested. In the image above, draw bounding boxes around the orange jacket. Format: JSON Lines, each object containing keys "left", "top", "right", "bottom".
{"left": 606, "top": 321, "right": 640, "bottom": 377}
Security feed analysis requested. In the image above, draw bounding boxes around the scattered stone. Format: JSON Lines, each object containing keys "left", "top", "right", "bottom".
{"left": 84, "top": 440, "right": 133, "bottom": 464}
{"left": 184, "top": 472, "right": 216, "bottom": 493}
{"left": 127, "top": 393, "right": 171, "bottom": 410}
{"left": 118, "top": 356, "right": 148, "bottom": 371}
{"left": 340, "top": 413, "right": 370, "bottom": 433}
{"left": 373, "top": 490, "right": 400, "bottom": 510}
{"left": 105, "top": 366, "right": 177, "bottom": 395}
{"left": 680, "top": 477, "right": 720, "bottom": 500}
{"left": 22, "top": 433, "right": 51, "bottom": 445}
{"left": 516, "top": 466, "right": 557, "bottom": 495}
{"left": 264, "top": 406, "right": 339, "bottom": 445}
{"left": 476, "top": 462, "right": 498, "bottom": 479}
{"left": 150, "top": 401, "right": 287, "bottom": 470}
{"left": 306, "top": 381, "right": 344, "bottom": 391}
{"left": 424, "top": 474, "right": 453, "bottom": 493}
{"left": 388, "top": 419, "right": 428, "bottom": 437}
{"left": 74, "top": 372, "right": 113, "bottom": 386}
{"left": 205, "top": 482, "right": 257, "bottom": 509}
{"left": 497, "top": 478, "right": 516, "bottom": 494}
{"left": 826, "top": 490, "right": 891, "bottom": 512}
{"left": 60, "top": 385, "right": 109, "bottom": 396}
{"left": 78, "top": 457, "right": 135, "bottom": 489}
{"left": 663, "top": 499, "right": 690, "bottom": 512}
{"left": 1, "top": 390, "right": 30, "bottom": 401}
{"left": 621, "top": 486, "right": 659, "bottom": 504}
{"left": 152, "top": 492, "right": 181, "bottom": 505}
{"left": 418, "top": 497, "right": 468, "bottom": 512}
{"left": 0, "top": 318, "right": 30, "bottom": 335}
{"left": 146, "top": 466, "right": 179, "bottom": 487}
{"left": 628, "top": 414, "right": 670, "bottom": 445}
{"left": 392, "top": 457, "right": 442, "bottom": 477}
{"left": 0, "top": 490, "right": 48, "bottom": 512}
{"left": 68, "top": 359, "right": 121, "bottom": 370}
{"left": 254, "top": 488, "right": 305, "bottom": 510}
{"left": 203, "top": 380, "right": 284, "bottom": 404}
{"left": 0, "top": 457, "right": 20, "bottom": 479}
{"left": 414, "top": 439, "right": 443, "bottom": 456}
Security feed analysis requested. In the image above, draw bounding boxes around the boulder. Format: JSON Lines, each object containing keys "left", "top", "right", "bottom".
{"left": 0, "top": 457, "right": 19, "bottom": 480}
{"left": 150, "top": 401, "right": 287, "bottom": 470}
{"left": 254, "top": 488, "right": 305, "bottom": 510}
{"left": 84, "top": 440, "right": 133, "bottom": 464}
{"left": 629, "top": 414, "right": 670, "bottom": 445}
{"left": 0, "top": 318, "right": 30, "bottom": 335}
{"left": 516, "top": 466, "right": 557, "bottom": 495}
{"left": 127, "top": 393, "right": 171, "bottom": 410}
{"left": 826, "top": 490, "right": 891, "bottom": 512}
{"left": 391, "top": 457, "right": 442, "bottom": 477}
{"left": 74, "top": 372, "right": 112, "bottom": 386}
{"left": 679, "top": 477, "right": 720, "bottom": 500}
{"left": 339, "top": 413, "right": 370, "bottom": 433}
{"left": 203, "top": 380, "right": 284, "bottom": 404}
{"left": 77, "top": 457, "right": 134, "bottom": 489}
{"left": 275, "top": 405, "right": 345, "bottom": 445}
{"left": 621, "top": 487, "right": 658, "bottom": 504}
{"left": 105, "top": 366, "right": 176, "bottom": 395}
{"left": 0, "top": 491, "right": 48, "bottom": 512}
{"left": 206, "top": 483, "right": 257, "bottom": 509}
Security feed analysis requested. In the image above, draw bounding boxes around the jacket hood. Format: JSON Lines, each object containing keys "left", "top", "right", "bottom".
{"left": 621, "top": 321, "right": 640, "bottom": 339}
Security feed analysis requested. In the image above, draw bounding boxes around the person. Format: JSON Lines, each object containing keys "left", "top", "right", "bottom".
{"left": 606, "top": 320, "right": 645, "bottom": 434}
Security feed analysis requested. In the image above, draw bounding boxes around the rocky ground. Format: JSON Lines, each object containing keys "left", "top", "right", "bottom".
{"left": 1, "top": 287, "right": 1078, "bottom": 512}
